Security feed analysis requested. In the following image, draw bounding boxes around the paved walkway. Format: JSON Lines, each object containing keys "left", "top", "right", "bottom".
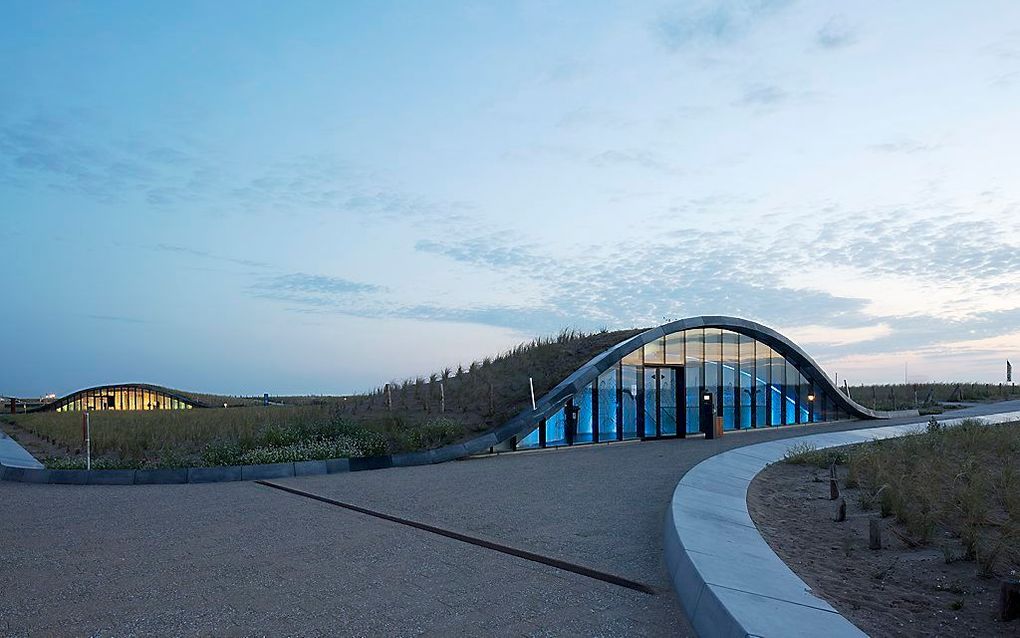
{"left": 0, "top": 430, "right": 42, "bottom": 469}
{"left": 2, "top": 401, "right": 1018, "bottom": 636}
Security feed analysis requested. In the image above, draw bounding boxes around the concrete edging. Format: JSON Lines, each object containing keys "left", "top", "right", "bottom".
{"left": 663, "top": 410, "right": 1020, "bottom": 638}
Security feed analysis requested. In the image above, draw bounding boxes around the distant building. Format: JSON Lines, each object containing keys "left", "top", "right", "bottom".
{"left": 38, "top": 384, "right": 205, "bottom": 412}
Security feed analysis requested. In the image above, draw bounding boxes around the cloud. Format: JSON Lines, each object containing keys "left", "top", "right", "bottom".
{"left": 588, "top": 149, "right": 681, "bottom": 174}
{"left": 869, "top": 139, "right": 940, "bottom": 154}
{"left": 733, "top": 84, "right": 788, "bottom": 108}
{"left": 255, "top": 273, "right": 383, "bottom": 296}
{"left": 654, "top": 0, "right": 792, "bottom": 50}
{"left": 154, "top": 243, "right": 271, "bottom": 269}
{"left": 415, "top": 237, "right": 552, "bottom": 270}
{"left": 82, "top": 314, "right": 151, "bottom": 325}
{"left": 816, "top": 16, "right": 857, "bottom": 49}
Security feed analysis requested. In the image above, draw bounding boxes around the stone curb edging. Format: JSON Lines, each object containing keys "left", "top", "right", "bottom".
{"left": 663, "top": 410, "right": 1020, "bottom": 638}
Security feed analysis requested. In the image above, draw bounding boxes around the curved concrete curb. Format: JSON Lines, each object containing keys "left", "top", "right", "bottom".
{"left": 663, "top": 410, "right": 1020, "bottom": 638}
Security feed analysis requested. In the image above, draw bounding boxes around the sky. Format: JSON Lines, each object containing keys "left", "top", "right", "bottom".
{"left": 2, "top": 0, "right": 1019, "bottom": 397}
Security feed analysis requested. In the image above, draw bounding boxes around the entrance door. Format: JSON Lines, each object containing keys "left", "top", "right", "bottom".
{"left": 644, "top": 366, "right": 681, "bottom": 438}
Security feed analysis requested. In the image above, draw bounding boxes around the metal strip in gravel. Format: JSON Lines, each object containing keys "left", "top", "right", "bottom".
{"left": 257, "top": 479, "right": 660, "bottom": 595}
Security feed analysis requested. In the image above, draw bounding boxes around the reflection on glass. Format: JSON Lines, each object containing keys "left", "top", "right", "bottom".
{"left": 545, "top": 408, "right": 566, "bottom": 446}
{"left": 665, "top": 331, "right": 684, "bottom": 365}
{"left": 644, "top": 367, "right": 658, "bottom": 437}
{"left": 598, "top": 367, "right": 618, "bottom": 441}
{"left": 684, "top": 329, "right": 703, "bottom": 434}
{"left": 721, "top": 331, "right": 738, "bottom": 430}
{"left": 660, "top": 367, "right": 678, "bottom": 436}
{"left": 785, "top": 359, "right": 798, "bottom": 424}
{"left": 518, "top": 427, "right": 540, "bottom": 449}
{"left": 644, "top": 337, "right": 664, "bottom": 366}
{"left": 576, "top": 383, "right": 594, "bottom": 443}
{"left": 770, "top": 351, "right": 785, "bottom": 426}
{"left": 621, "top": 365, "right": 638, "bottom": 439}
{"left": 739, "top": 334, "right": 754, "bottom": 428}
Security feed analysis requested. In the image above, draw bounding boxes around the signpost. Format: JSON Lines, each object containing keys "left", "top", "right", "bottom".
{"left": 81, "top": 412, "right": 91, "bottom": 470}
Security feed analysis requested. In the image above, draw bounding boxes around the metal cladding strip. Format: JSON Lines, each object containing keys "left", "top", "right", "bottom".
{"left": 664, "top": 411, "right": 1020, "bottom": 638}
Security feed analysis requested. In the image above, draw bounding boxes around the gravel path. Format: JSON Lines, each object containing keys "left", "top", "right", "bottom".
{"left": 3, "top": 401, "right": 1018, "bottom": 636}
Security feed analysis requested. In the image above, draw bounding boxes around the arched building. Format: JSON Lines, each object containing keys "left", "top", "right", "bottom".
{"left": 41, "top": 384, "right": 205, "bottom": 412}
{"left": 511, "top": 316, "right": 881, "bottom": 450}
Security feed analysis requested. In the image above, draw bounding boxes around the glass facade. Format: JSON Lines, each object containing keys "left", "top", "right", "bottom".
{"left": 516, "top": 326, "right": 851, "bottom": 450}
{"left": 53, "top": 386, "right": 196, "bottom": 412}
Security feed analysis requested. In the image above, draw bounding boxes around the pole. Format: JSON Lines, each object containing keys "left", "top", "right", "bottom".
{"left": 529, "top": 377, "right": 536, "bottom": 410}
{"left": 439, "top": 381, "right": 445, "bottom": 414}
{"left": 85, "top": 412, "right": 91, "bottom": 471}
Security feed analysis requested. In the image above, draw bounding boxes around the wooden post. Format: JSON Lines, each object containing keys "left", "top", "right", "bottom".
{"left": 834, "top": 498, "right": 846, "bottom": 522}
{"left": 1000, "top": 579, "right": 1020, "bottom": 621}
{"left": 869, "top": 518, "right": 882, "bottom": 550}
{"left": 829, "top": 462, "right": 839, "bottom": 500}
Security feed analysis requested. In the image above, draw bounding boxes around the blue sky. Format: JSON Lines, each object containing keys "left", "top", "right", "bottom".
{"left": 3, "top": 1, "right": 1019, "bottom": 396}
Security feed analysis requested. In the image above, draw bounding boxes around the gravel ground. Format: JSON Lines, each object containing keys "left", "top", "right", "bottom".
{"left": 3, "top": 400, "right": 1018, "bottom": 636}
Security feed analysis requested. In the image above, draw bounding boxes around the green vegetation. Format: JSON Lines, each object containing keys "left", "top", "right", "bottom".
{"left": 2, "top": 327, "right": 640, "bottom": 469}
{"left": 781, "top": 442, "right": 851, "bottom": 468}
{"left": 847, "top": 382, "right": 1017, "bottom": 412}
{"left": 844, "top": 419, "right": 1020, "bottom": 578}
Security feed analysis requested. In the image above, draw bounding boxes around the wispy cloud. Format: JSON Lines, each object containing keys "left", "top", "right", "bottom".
{"left": 733, "top": 84, "right": 788, "bottom": 108}
{"left": 82, "top": 314, "right": 151, "bottom": 325}
{"left": 816, "top": 16, "right": 857, "bottom": 49}
{"left": 869, "top": 139, "right": 941, "bottom": 154}
{"left": 654, "top": 0, "right": 792, "bottom": 50}
{"left": 155, "top": 243, "right": 271, "bottom": 269}
{"left": 254, "top": 273, "right": 383, "bottom": 296}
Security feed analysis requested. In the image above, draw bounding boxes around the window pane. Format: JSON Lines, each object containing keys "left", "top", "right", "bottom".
{"left": 770, "top": 351, "right": 785, "bottom": 426}
{"left": 703, "top": 329, "right": 722, "bottom": 431}
{"left": 664, "top": 331, "right": 684, "bottom": 365}
{"left": 545, "top": 408, "right": 567, "bottom": 446}
{"left": 660, "top": 367, "right": 677, "bottom": 436}
{"left": 576, "top": 383, "right": 593, "bottom": 443}
{"left": 739, "top": 335, "right": 754, "bottom": 428}
{"left": 684, "top": 329, "right": 703, "bottom": 434}
{"left": 518, "top": 427, "right": 540, "bottom": 449}
{"left": 785, "top": 360, "right": 798, "bottom": 424}
{"left": 621, "top": 364, "right": 638, "bottom": 439}
{"left": 721, "top": 331, "right": 738, "bottom": 430}
{"left": 622, "top": 346, "right": 642, "bottom": 366}
{"left": 598, "top": 367, "right": 618, "bottom": 441}
{"left": 643, "top": 337, "right": 664, "bottom": 366}
{"left": 644, "top": 367, "right": 658, "bottom": 437}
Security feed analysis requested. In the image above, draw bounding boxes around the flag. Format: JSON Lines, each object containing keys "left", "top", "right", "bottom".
{"left": 1009, "top": 360, "right": 1013, "bottom": 383}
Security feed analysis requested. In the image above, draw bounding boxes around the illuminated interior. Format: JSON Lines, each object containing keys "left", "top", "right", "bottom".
{"left": 518, "top": 326, "right": 849, "bottom": 449}
{"left": 51, "top": 385, "right": 198, "bottom": 412}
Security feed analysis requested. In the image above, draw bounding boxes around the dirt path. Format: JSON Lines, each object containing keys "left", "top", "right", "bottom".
{"left": 0, "top": 418, "right": 70, "bottom": 461}
{"left": 748, "top": 462, "right": 1016, "bottom": 638}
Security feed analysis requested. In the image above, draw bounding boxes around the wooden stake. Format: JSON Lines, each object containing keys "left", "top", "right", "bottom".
{"left": 869, "top": 518, "right": 882, "bottom": 550}
{"left": 834, "top": 498, "right": 846, "bottom": 522}
{"left": 1000, "top": 579, "right": 1020, "bottom": 621}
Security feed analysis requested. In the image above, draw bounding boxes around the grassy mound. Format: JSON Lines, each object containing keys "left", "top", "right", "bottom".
{"left": 4, "top": 327, "right": 641, "bottom": 469}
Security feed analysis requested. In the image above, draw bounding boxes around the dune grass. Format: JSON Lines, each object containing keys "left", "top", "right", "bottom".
{"left": 4, "top": 327, "right": 639, "bottom": 469}
{"left": 785, "top": 419, "right": 1020, "bottom": 578}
